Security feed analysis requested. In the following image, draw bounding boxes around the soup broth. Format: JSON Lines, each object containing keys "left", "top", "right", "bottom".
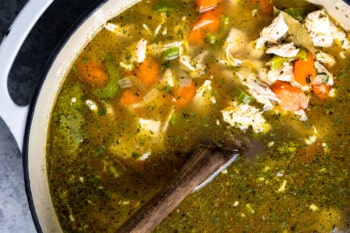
{"left": 47, "top": 0, "right": 350, "bottom": 232}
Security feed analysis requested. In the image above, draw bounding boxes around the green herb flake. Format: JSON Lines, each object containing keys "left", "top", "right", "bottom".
{"left": 131, "top": 152, "right": 140, "bottom": 159}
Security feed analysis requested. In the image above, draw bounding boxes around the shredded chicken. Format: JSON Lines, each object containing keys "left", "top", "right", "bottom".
{"left": 294, "top": 110, "right": 308, "bottom": 122}
{"left": 104, "top": 23, "right": 132, "bottom": 38}
{"left": 266, "top": 43, "right": 300, "bottom": 58}
{"left": 225, "top": 28, "right": 264, "bottom": 67}
{"left": 256, "top": 13, "right": 289, "bottom": 49}
{"left": 316, "top": 51, "right": 336, "bottom": 66}
{"left": 222, "top": 101, "right": 270, "bottom": 133}
{"left": 237, "top": 72, "right": 280, "bottom": 110}
{"left": 313, "top": 61, "right": 334, "bottom": 86}
{"left": 136, "top": 39, "right": 147, "bottom": 63}
{"left": 259, "top": 62, "right": 294, "bottom": 85}
{"left": 194, "top": 80, "right": 217, "bottom": 105}
{"left": 304, "top": 10, "right": 350, "bottom": 49}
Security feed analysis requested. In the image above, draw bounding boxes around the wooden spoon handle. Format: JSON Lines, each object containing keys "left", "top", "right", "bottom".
{"left": 117, "top": 144, "right": 239, "bottom": 233}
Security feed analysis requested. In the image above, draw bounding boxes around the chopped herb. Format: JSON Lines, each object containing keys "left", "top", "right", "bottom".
{"left": 98, "top": 107, "right": 107, "bottom": 116}
{"left": 131, "top": 152, "right": 140, "bottom": 159}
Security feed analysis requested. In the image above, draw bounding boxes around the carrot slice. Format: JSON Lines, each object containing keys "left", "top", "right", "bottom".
{"left": 250, "top": 0, "right": 273, "bottom": 16}
{"left": 272, "top": 81, "right": 309, "bottom": 111}
{"left": 77, "top": 61, "right": 109, "bottom": 87}
{"left": 175, "top": 82, "right": 196, "bottom": 107}
{"left": 189, "top": 8, "right": 221, "bottom": 44}
{"left": 259, "top": 0, "right": 273, "bottom": 16}
{"left": 312, "top": 84, "right": 331, "bottom": 99}
{"left": 135, "top": 57, "right": 160, "bottom": 86}
{"left": 294, "top": 52, "right": 316, "bottom": 86}
{"left": 196, "top": 0, "right": 222, "bottom": 13}
{"left": 119, "top": 90, "right": 140, "bottom": 106}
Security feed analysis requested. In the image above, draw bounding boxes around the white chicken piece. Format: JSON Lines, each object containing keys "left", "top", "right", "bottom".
{"left": 294, "top": 109, "right": 308, "bottom": 122}
{"left": 237, "top": 72, "right": 280, "bottom": 110}
{"left": 139, "top": 118, "right": 162, "bottom": 136}
{"left": 148, "top": 40, "right": 207, "bottom": 77}
{"left": 136, "top": 39, "right": 148, "bottom": 63}
{"left": 224, "top": 28, "right": 248, "bottom": 66}
{"left": 316, "top": 51, "right": 336, "bottom": 67}
{"left": 119, "top": 39, "right": 149, "bottom": 71}
{"left": 109, "top": 117, "right": 165, "bottom": 159}
{"left": 304, "top": 10, "right": 350, "bottom": 49}
{"left": 266, "top": 42, "right": 300, "bottom": 58}
{"left": 104, "top": 23, "right": 132, "bottom": 38}
{"left": 224, "top": 28, "right": 264, "bottom": 68}
{"left": 163, "top": 69, "right": 176, "bottom": 87}
{"left": 193, "top": 80, "right": 217, "bottom": 105}
{"left": 131, "top": 88, "right": 162, "bottom": 109}
{"left": 259, "top": 62, "right": 294, "bottom": 85}
{"left": 313, "top": 61, "right": 334, "bottom": 86}
{"left": 221, "top": 101, "right": 270, "bottom": 134}
{"left": 255, "top": 13, "right": 289, "bottom": 49}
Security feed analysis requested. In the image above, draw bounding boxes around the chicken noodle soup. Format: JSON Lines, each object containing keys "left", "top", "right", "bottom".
{"left": 47, "top": 0, "right": 350, "bottom": 232}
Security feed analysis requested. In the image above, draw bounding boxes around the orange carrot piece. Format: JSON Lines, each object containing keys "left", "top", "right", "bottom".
{"left": 135, "top": 57, "right": 160, "bottom": 86}
{"left": 196, "top": 0, "right": 222, "bottom": 12}
{"left": 77, "top": 61, "right": 109, "bottom": 87}
{"left": 119, "top": 90, "right": 140, "bottom": 106}
{"left": 259, "top": 0, "right": 273, "bottom": 16}
{"left": 294, "top": 52, "right": 316, "bottom": 86}
{"left": 189, "top": 8, "right": 221, "bottom": 44}
{"left": 312, "top": 84, "right": 331, "bottom": 99}
{"left": 175, "top": 82, "right": 196, "bottom": 107}
{"left": 272, "top": 81, "right": 309, "bottom": 111}
{"left": 250, "top": 0, "right": 273, "bottom": 16}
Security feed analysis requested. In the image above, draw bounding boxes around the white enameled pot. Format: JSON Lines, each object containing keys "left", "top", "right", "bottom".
{"left": 0, "top": 0, "right": 349, "bottom": 232}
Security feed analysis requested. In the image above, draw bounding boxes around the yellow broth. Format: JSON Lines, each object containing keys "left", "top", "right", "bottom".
{"left": 47, "top": 0, "right": 350, "bottom": 232}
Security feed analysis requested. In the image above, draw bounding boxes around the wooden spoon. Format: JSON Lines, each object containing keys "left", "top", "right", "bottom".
{"left": 116, "top": 144, "right": 240, "bottom": 233}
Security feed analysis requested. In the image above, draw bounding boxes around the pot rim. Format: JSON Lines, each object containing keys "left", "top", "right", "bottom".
{"left": 23, "top": 0, "right": 141, "bottom": 232}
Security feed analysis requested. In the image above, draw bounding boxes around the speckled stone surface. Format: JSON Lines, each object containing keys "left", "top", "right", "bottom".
{"left": 0, "top": 119, "right": 36, "bottom": 233}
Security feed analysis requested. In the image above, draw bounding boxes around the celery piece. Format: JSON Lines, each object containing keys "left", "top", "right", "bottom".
{"left": 270, "top": 49, "right": 308, "bottom": 70}
{"left": 270, "top": 56, "right": 289, "bottom": 70}
{"left": 93, "top": 57, "right": 120, "bottom": 99}
{"left": 295, "top": 48, "right": 308, "bottom": 60}
{"left": 206, "top": 33, "right": 217, "bottom": 44}
{"left": 238, "top": 91, "right": 254, "bottom": 104}
{"left": 163, "top": 47, "right": 179, "bottom": 60}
